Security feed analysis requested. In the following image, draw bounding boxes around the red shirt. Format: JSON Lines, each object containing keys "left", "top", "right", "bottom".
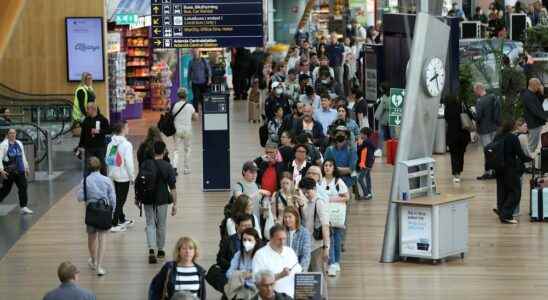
{"left": 261, "top": 163, "right": 278, "bottom": 194}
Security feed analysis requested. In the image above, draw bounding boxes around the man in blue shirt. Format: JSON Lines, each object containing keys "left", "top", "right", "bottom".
{"left": 325, "top": 32, "right": 345, "bottom": 89}
{"left": 187, "top": 49, "right": 211, "bottom": 114}
{"left": 314, "top": 94, "right": 338, "bottom": 135}
{"left": 43, "top": 261, "right": 96, "bottom": 300}
{"left": 324, "top": 126, "right": 358, "bottom": 189}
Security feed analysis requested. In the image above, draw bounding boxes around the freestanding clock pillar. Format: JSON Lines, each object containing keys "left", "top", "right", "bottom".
{"left": 380, "top": 13, "right": 450, "bottom": 263}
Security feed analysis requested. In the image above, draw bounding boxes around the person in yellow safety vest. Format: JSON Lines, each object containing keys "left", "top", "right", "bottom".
{"left": 72, "top": 72, "right": 96, "bottom": 124}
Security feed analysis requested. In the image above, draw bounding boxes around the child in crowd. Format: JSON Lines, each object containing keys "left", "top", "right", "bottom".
{"left": 248, "top": 79, "right": 261, "bottom": 123}
{"left": 357, "top": 127, "right": 376, "bottom": 200}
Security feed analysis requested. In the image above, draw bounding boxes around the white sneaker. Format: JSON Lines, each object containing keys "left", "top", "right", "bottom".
{"left": 87, "top": 257, "right": 96, "bottom": 270}
{"left": 110, "top": 225, "right": 126, "bottom": 233}
{"left": 327, "top": 264, "right": 337, "bottom": 277}
{"left": 374, "top": 149, "right": 382, "bottom": 157}
{"left": 97, "top": 267, "right": 106, "bottom": 276}
{"left": 453, "top": 176, "right": 461, "bottom": 183}
{"left": 334, "top": 263, "right": 341, "bottom": 272}
{"left": 20, "top": 207, "right": 34, "bottom": 215}
{"left": 122, "top": 219, "right": 135, "bottom": 228}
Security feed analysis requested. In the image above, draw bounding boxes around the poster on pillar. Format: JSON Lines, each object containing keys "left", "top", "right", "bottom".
{"left": 400, "top": 206, "right": 432, "bottom": 257}
{"left": 389, "top": 88, "right": 405, "bottom": 127}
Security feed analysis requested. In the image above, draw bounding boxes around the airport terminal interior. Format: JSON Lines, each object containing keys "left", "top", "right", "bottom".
{"left": 1, "top": 0, "right": 548, "bottom": 300}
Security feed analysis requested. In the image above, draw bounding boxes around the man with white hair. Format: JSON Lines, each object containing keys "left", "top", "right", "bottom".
{"left": 521, "top": 78, "right": 547, "bottom": 154}
{"left": 172, "top": 87, "right": 198, "bottom": 175}
{"left": 251, "top": 270, "right": 293, "bottom": 300}
{"left": 474, "top": 82, "right": 501, "bottom": 180}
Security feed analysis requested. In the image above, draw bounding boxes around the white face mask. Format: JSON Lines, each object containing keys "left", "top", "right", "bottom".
{"left": 243, "top": 240, "right": 255, "bottom": 252}
{"left": 275, "top": 88, "right": 283, "bottom": 95}
{"left": 321, "top": 79, "right": 330, "bottom": 85}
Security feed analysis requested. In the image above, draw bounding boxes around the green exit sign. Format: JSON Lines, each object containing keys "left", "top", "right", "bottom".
{"left": 114, "top": 14, "right": 138, "bottom": 25}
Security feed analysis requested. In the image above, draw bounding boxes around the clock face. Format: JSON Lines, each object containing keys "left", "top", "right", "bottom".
{"left": 423, "top": 57, "right": 445, "bottom": 97}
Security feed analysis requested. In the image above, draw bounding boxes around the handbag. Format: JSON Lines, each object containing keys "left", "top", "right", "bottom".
{"left": 312, "top": 202, "right": 323, "bottom": 241}
{"left": 460, "top": 104, "right": 476, "bottom": 132}
{"left": 84, "top": 175, "right": 113, "bottom": 231}
{"left": 161, "top": 265, "right": 172, "bottom": 300}
{"left": 328, "top": 202, "right": 347, "bottom": 228}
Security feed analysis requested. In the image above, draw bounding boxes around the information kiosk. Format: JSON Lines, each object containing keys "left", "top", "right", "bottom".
{"left": 202, "top": 89, "right": 230, "bottom": 191}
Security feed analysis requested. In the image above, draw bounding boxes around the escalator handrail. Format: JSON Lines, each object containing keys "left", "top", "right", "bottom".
{"left": 0, "top": 82, "right": 73, "bottom": 98}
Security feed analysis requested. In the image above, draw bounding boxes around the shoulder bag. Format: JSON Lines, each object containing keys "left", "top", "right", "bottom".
{"left": 84, "top": 175, "right": 113, "bottom": 231}
{"left": 460, "top": 103, "right": 476, "bottom": 132}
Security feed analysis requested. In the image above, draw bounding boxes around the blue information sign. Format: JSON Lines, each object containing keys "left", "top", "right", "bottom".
{"left": 151, "top": 0, "right": 264, "bottom": 48}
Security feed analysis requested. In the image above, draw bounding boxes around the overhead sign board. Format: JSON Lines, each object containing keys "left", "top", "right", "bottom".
{"left": 151, "top": 0, "right": 264, "bottom": 48}
{"left": 114, "top": 13, "right": 138, "bottom": 25}
{"left": 389, "top": 88, "right": 405, "bottom": 127}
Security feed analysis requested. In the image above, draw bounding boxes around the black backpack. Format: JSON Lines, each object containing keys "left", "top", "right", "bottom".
{"left": 219, "top": 182, "right": 244, "bottom": 239}
{"left": 135, "top": 160, "right": 160, "bottom": 205}
{"left": 485, "top": 137, "right": 505, "bottom": 171}
{"left": 157, "top": 102, "right": 187, "bottom": 137}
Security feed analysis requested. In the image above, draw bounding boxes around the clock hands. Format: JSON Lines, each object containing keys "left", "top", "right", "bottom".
{"left": 429, "top": 73, "right": 439, "bottom": 82}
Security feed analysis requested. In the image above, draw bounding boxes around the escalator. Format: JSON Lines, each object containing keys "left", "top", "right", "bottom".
{"left": 0, "top": 83, "right": 75, "bottom": 174}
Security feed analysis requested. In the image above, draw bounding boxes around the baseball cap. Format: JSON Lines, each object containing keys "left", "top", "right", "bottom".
{"left": 242, "top": 161, "right": 258, "bottom": 173}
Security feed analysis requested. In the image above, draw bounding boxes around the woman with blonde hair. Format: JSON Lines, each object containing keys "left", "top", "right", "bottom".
{"left": 149, "top": 237, "right": 207, "bottom": 300}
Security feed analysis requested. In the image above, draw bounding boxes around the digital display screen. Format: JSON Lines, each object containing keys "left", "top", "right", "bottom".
{"left": 65, "top": 17, "right": 105, "bottom": 81}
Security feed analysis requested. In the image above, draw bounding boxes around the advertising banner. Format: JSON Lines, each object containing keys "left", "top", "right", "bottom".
{"left": 66, "top": 17, "right": 105, "bottom": 81}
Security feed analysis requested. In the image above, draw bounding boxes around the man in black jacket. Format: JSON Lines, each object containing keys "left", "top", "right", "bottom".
{"left": 474, "top": 83, "right": 501, "bottom": 180}
{"left": 521, "top": 78, "right": 546, "bottom": 154}
{"left": 77, "top": 103, "right": 110, "bottom": 175}
{"left": 210, "top": 214, "right": 254, "bottom": 293}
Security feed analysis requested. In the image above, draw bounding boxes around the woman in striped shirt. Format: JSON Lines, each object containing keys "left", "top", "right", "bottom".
{"left": 148, "top": 237, "right": 207, "bottom": 300}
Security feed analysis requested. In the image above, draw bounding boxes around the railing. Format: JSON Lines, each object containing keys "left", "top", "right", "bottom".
{"left": 0, "top": 83, "right": 74, "bottom": 140}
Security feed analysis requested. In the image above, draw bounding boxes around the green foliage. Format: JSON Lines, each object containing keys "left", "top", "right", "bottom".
{"left": 525, "top": 26, "right": 548, "bottom": 53}
{"left": 458, "top": 63, "right": 475, "bottom": 105}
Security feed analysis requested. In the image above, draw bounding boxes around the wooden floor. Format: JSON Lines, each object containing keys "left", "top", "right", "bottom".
{"left": 1, "top": 101, "right": 548, "bottom": 300}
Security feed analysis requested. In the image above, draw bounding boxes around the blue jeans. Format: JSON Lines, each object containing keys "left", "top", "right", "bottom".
{"left": 358, "top": 168, "right": 372, "bottom": 196}
{"left": 329, "top": 227, "right": 344, "bottom": 265}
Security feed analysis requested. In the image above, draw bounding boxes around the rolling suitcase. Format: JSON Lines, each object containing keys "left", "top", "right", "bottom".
{"left": 386, "top": 139, "right": 398, "bottom": 165}
{"left": 530, "top": 188, "right": 548, "bottom": 221}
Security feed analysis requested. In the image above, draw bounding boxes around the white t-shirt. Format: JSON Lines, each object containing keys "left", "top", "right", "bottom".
{"left": 319, "top": 177, "right": 349, "bottom": 199}
{"left": 301, "top": 196, "right": 330, "bottom": 250}
{"left": 172, "top": 100, "right": 196, "bottom": 134}
{"left": 252, "top": 244, "right": 302, "bottom": 297}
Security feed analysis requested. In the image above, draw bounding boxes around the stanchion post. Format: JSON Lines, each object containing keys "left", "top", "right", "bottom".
{"left": 46, "top": 130, "right": 53, "bottom": 176}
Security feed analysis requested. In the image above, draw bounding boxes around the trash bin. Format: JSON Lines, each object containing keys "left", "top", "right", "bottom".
{"left": 433, "top": 116, "right": 446, "bottom": 154}
{"left": 23, "top": 141, "right": 35, "bottom": 182}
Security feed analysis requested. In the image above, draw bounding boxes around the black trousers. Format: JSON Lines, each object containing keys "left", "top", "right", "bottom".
{"left": 495, "top": 167, "right": 521, "bottom": 220}
{"left": 112, "top": 181, "right": 130, "bottom": 226}
{"left": 0, "top": 171, "right": 28, "bottom": 207}
{"left": 84, "top": 147, "right": 107, "bottom": 176}
{"left": 233, "top": 70, "right": 249, "bottom": 99}
{"left": 191, "top": 83, "right": 208, "bottom": 112}
{"left": 448, "top": 143, "right": 466, "bottom": 175}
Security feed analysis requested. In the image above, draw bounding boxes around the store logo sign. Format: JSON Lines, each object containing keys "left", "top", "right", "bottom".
{"left": 75, "top": 43, "right": 101, "bottom": 52}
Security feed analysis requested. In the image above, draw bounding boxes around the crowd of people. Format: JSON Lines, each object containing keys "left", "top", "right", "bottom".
{"left": 16, "top": 2, "right": 546, "bottom": 299}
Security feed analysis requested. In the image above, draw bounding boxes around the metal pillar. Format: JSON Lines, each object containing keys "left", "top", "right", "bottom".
{"left": 379, "top": 13, "right": 450, "bottom": 262}
{"left": 46, "top": 130, "right": 53, "bottom": 176}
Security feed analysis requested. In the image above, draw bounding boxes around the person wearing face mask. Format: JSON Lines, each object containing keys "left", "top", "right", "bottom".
{"left": 324, "top": 127, "right": 358, "bottom": 190}
{"left": 270, "top": 63, "right": 287, "bottom": 86}
{"left": 315, "top": 71, "right": 344, "bottom": 100}
{"left": 299, "top": 85, "right": 321, "bottom": 110}
{"left": 225, "top": 228, "right": 263, "bottom": 299}
{"left": 521, "top": 78, "right": 547, "bottom": 154}
{"left": 264, "top": 82, "right": 291, "bottom": 121}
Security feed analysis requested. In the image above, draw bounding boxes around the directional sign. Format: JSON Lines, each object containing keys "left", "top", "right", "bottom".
{"left": 151, "top": 0, "right": 264, "bottom": 48}
{"left": 389, "top": 88, "right": 405, "bottom": 127}
{"left": 114, "top": 14, "right": 138, "bottom": 25}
